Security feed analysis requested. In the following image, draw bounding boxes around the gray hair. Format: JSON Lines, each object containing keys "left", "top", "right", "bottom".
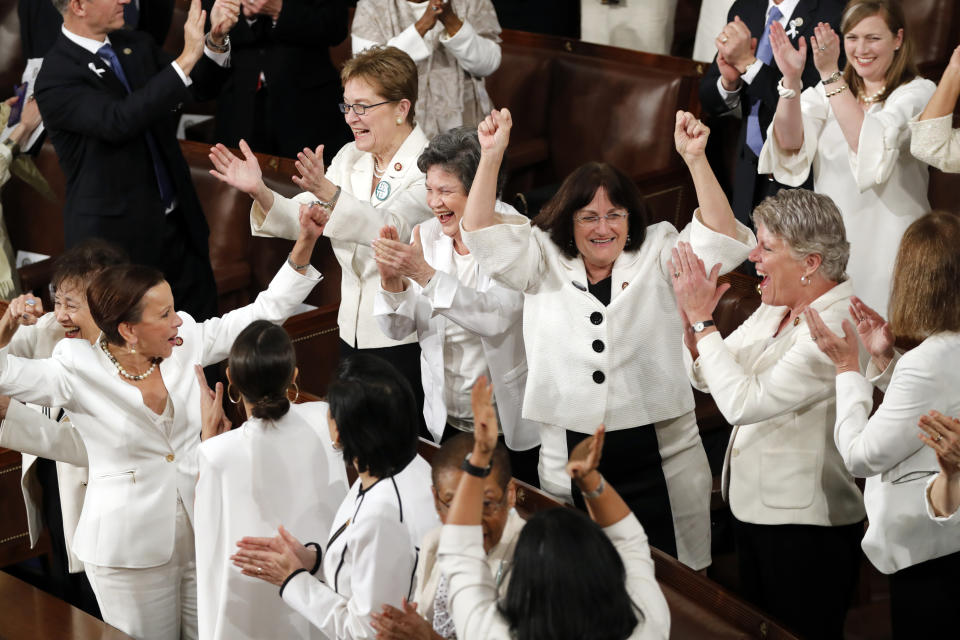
{"left": 51, "top": 0, "right": 69, "bottom": 14}
{"left": 416, "top": 126, "right": 507, "bottom": 197}
{"left": 751, "top": 189, "right": 849, "bottom": 282}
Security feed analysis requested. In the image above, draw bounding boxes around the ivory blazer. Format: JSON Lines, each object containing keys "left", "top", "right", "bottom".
{"left": 834, "top": 332, "right": 960, "bottom": 573}
{"left": 373, "top": 208, "right": 539, "bottom": 449}
{"left": 685, "top": 280, "right": 866, "bottom": 526}
{"left": 0, "top": 263, "right": 321, "bottom": 568}
{"left": 461, "top": 211, "right": 754, "bottom": 432}
{"left": 0, "top": 313, "right": 88, "bottom": 573}
{"left": 251, "top": 126, "right": 433, "bottom": 348}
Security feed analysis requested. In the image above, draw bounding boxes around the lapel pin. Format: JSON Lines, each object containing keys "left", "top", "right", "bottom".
{"left": 787, "top": 18, "right": 803, "bottom": 38}
{"left": 621, "top": 281, "right": 629, "bottom": 290}
{"left": 123, "top": 48, "right": 132, "bottom": 55}
{"left": 174, "top": 337, "right": 183, "bottom": 346}
{"left": 394, "top": 162, "right": 402, "bottom": 171}
{"left": 88, "top": 62, "right": 105, "bottom": 78}
{"left": 793, "top": 317, "right": 801, "bottom": 326}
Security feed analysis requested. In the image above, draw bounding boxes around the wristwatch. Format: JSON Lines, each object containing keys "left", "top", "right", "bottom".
{"left": 822, "top": 70, "right": 843, "bottom": 85}
{"left": 461, "top": 453, "right": 492, "bottom": 478}
{"left": 692, "top": 320, "right": 716, "bottom": 333}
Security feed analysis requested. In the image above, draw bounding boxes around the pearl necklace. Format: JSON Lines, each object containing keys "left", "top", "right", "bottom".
{"left": 99, "top": 338, "right": 160, "bottom": 381}
{"left": 860, "top": 86, "right": 886, "bottom": 105}
{"left": 373, "top": 158, "right": 386, "bottom": 178}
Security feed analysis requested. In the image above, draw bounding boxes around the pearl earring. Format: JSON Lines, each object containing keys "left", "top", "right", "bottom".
{"left": 800, "top": 275, "right": 810, "bottom": 286}
{"left": 396, "top": 117, "right": 403, "bottom": 125}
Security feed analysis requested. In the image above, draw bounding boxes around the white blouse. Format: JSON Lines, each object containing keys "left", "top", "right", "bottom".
{"left": 834, "top": 332, "right": 960, "bottom": 573}
{"left": 280, "top": 455, "right": 440, "bottom": 639}
{"left": 758, "top": 77, "right": 936, "bottom": 316}
{"left": 194, "top": 401, "right": 349, "bottom": 640}
{"left": 437, "top": 513, "right": 670, "bottom": 640}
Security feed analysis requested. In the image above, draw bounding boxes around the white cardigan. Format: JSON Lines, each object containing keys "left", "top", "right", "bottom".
{"left": 374, "top": 209, "right": 538, "bottom": 449}
{"left": 251, "top": 127, "right": 433, "bottom": 349}
{"left": 195, "top": 401, "right": 349, "bottom": 640}
{"left": 909, "top": 113, "right": 960, "bottom": 173}
{"left": 280, "top": 455, "right": 440, "bottom": 639}
{"left": 461, "top": 211, "right": 754, "bottom": 432}
{"left": 437, "top": 513, "right": 670, "bottom": 640}
{"left": 0, "top": 263, "right": 321, "bottom": 568}
{"left": 834, "top": 332, "right": 960, "bottom": 574}
{"left": 686, "top": 280, "right": 866, "bottom": 526}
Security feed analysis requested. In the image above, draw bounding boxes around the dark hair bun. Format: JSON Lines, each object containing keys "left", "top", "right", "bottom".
{"left": 251, "top": 394, "right": 290, "bottom": 421}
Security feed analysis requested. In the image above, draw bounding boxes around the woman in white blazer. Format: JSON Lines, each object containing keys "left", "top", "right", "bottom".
{"left": 210, "top": 46, "right": 433, "bottom": 428}
{"left": 371, "top": 126, "right": 539, "bottom": 485}
{"left": 910, "top": 44, "right": 960, "bottom": 172}
{"left": 673, "top": 188, "right": 866, "bottom": 640}
{"left": 0, "top": 219, "right": 324, "bottom": 640}
{"left": 232, "top": 354, "right": 439, "bottom": 640}
{"left": 808, "top": 211, "right": 960, "bottom": 638}
{"left": 761, "top": 2, "right": 935, "bottom": 317}
{"left": 194, "top": 320, "right": 349, "bottom": 640}
{"left": 0, "top": 240, "right": 127, "bottom": 615}
{"left": 457, "top": 109, "right": 754, "bottom": 571}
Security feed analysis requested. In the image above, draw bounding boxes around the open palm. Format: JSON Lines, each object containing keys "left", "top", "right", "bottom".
{"left": 209, "top": 140, "right": 263, "bottom": 196}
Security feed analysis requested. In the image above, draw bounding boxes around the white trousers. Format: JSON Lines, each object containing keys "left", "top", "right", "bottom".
{"left": 580, "top": 0, "right": 679, "bottom": 55}
{"left": 85, "top": 499, "right": 198, "bottom": 640}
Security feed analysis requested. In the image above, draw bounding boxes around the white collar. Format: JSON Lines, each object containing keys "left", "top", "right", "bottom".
{"left": 768, "top": 0, "right": 801, "bottom": 23}
{"left": 61, "top": 24, "right": 111, "bottom": 57}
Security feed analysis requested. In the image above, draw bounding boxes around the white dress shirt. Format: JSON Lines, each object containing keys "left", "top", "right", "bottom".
{"left": 758, "top": 77, "right": 936, "bottom": 316}
{"left": 834, "top": 332, "right": 960, "bottom": 573}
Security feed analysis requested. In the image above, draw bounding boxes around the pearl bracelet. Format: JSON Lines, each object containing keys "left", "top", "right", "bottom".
{"left": 777, "top": 77, "right": 797, "bottom": 99}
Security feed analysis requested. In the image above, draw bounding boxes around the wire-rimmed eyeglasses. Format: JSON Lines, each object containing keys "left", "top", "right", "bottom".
{"left": 338, "top": 100, "right": 397, "bottom": 116}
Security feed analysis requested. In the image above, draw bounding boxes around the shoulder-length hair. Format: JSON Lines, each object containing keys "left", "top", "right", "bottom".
{"left": 500, "top": 508, "right": 641, "bottom": 640}
{"left": 533, "top": 162, "right": 649, "bottom": 259}
{"left": 326, "top": 354, "right": 418, "bottom": 478}
{"left": 840, "top": 0, "right": 918, "bottom": 103}
{"left": 228, "top": 320, "right": 296, "bottom": 422}
{"left": 889, "top": 211, "right": 960, "bottom": 342}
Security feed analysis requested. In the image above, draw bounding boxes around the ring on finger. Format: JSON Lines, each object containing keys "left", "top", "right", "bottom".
{"left": 819, "top": 46, "right": 826, "bottom": 51}
{"left": 935, "top": 434, "right": 944, "bottom": 443}
{"left": 720, "top": 35, "right": 729, "bottom": 43}
{"left": 673, "top": 271, "right": 681, "bottom": 279}
{"left": 257, "top": 566, "right": 263, "bottom": 574}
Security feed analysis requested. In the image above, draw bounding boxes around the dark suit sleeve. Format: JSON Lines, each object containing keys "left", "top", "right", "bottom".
{"left": 272, "top": 0, "right": 349, "bottom": 47}
{"left": 697, "top": 1, "right": 743, "bottom": 117}
{"left": 36, "top": 60, "right": 191, "bottom": 144}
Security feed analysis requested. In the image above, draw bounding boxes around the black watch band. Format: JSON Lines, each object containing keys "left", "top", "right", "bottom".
{"left": 461, "top": 452, "right": 493, "bottom": 478}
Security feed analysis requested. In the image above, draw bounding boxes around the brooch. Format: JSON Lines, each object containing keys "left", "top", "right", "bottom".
{"left": 786, "top": 17, "right": 803, "bottom": 39}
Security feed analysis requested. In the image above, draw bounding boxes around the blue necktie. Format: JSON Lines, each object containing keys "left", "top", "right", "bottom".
{"left": 97, "top": 43, "right": 177, "bottom": 210}
{"left": 746, "top": 5, "right": 783, "bottom": 157}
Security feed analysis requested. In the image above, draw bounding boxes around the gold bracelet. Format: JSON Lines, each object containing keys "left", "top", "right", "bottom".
{"left": 825, "top": 84, "right": 848, "bottom": 98}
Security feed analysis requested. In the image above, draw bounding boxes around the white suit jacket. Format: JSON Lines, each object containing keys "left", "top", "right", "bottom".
{"left": 686, "top": 280, "right": 866, "bottom": 526}
{"left": 281, "top": 454, "right": 440, "bottom": 639}
{"left": 0, "top": 313, "right": 88, "bottom": 573}
{"left": 251, "top": 126, "right": 433, "bottom": 348}
{"left": 373, "top": 209, "right": 539, "bottom": 449}
{"left": 195, "top": 401, "right": 349, "bottom": 640}
{"left": 462, "top": 211, "right": 755, "bottom": 432}
{"left": 0, "top": 262, "right": 321, "bottom": 568}
{"left": 834, "top": 332, "right": 960, "bottom": 573}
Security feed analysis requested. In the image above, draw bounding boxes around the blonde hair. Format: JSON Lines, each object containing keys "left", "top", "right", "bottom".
{"left": 889, "top": 211, "right": 960, "bottom": 342}
{"left": 340, "top": 46, "right": 418, "bottom": 124}
{"left": 840, "top": 0, "right": 918, "bottom": 103}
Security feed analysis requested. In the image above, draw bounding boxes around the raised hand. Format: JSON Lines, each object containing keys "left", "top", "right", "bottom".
{"left": 209, "top": 140, "right": 264, "bottom": 197}
{"left": 415, "top": 0, "right": 441, "bottom": 35}
{"left": 566, "top": 424, "right": 605, "bottom": 482}
{"left": 717, "top": 16, "right": 757, "bottom": 72}
{"left": 470, "top": 376, "right": 498, "bottom": 459}
{"left": 804, "top": 308, "right": 859, "bottom": 374}
{"left": 373, "top": 225, "right": 404, "bottom": 289}
{"left": 232, "top": 527, "right": 305, "bottom": 587}
{"left": 948, "top": 44, "right": 960, "bottom": 76}
{"left": 298, "top": 202, "right": 327, "bottom": 240}
{"left": 845, "top": 296, "right": 894, "bottom": 368}
{"left": 669, "top": 241, "right": 729, "bottom": 324}
{"left": 810, "top": 22, "right": 841, "bottom": 78}
{"left": 717, "top": 52, "right": 743, "bottom": 91}
{"left": 674, "top": 111, "right": 710, "bottom": 164}
{"left": 177, "top": 0, "right": 207, "bottom": 73}
{"left": 195, "top": 364, "right": 231, "bottom": 441}
{"left": 918, "top": 411, "right": 960, "bottom": 474}
{"left": 7, "top": 293, "right": 43, "bottom": 327}
{"left": 291, "top": 145, "right": 331, "bottom": 201}
{"left": 209, "top": 0, "right": 240, "bottom": 43}
{"left": 769, "top": 21, "right": 806, "bottom": 85}
{"left": 478, "top": 108, "right": 512, "bottom": 156}
{"left": 372, "top": 225, "right": 436, "bottom": 287}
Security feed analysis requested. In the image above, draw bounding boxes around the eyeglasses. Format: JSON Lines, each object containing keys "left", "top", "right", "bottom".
{"left": 436, "top": 491, "right": 507, "bottom": 516}
{"left": 574, "top": 212, "right": 629, "bottom": 226}
{"left": 338, "top": 100, "right": 397, "bottom": 116}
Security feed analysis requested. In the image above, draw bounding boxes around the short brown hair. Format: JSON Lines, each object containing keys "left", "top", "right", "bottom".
{"left": 86, "top": 264, "right": 165, "bottom": 346}
{"left": 889, "top": 211, "right": 960, "bottom": 342}
{"left": 52, "top": 239, "right": 128, "bottom": 293}
{"left": 341, "top": 46, "right": 418, "bottom": 124}
{"left": 431, "top": 432, "right": 512, "bottom": 491}
{"left": 840, "top": 0, "right": 917, "bottom": 103}
{"left": 533, "top": 162, "right": 649, "bottom": 259}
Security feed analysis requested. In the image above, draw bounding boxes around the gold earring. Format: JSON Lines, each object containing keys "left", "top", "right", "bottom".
{"left": 289, "top": 381, "right": 300, "bottom": 403}
{"left": 227, "top": 383, "right": 242, "bottom": 404}
{"left": 129, "top": 345, "right": 136, "bottom": 355}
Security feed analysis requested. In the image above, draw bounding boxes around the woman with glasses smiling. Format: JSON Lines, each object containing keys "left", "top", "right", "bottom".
{"left": 457, "top": 108, "right": 755, "bottom": 572}
{"left": 209, "top": 45, "right": 433, "bottom": 434}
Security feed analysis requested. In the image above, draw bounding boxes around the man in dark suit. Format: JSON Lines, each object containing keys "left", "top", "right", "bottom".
{"left": 35, "top": 0, "right": 239, "bottom": 321}
{"left": 699, "top": 0, "right": 845, "bottom": 227}
{"left": 203, "top": 0, "right": 351, "bottom": 164}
